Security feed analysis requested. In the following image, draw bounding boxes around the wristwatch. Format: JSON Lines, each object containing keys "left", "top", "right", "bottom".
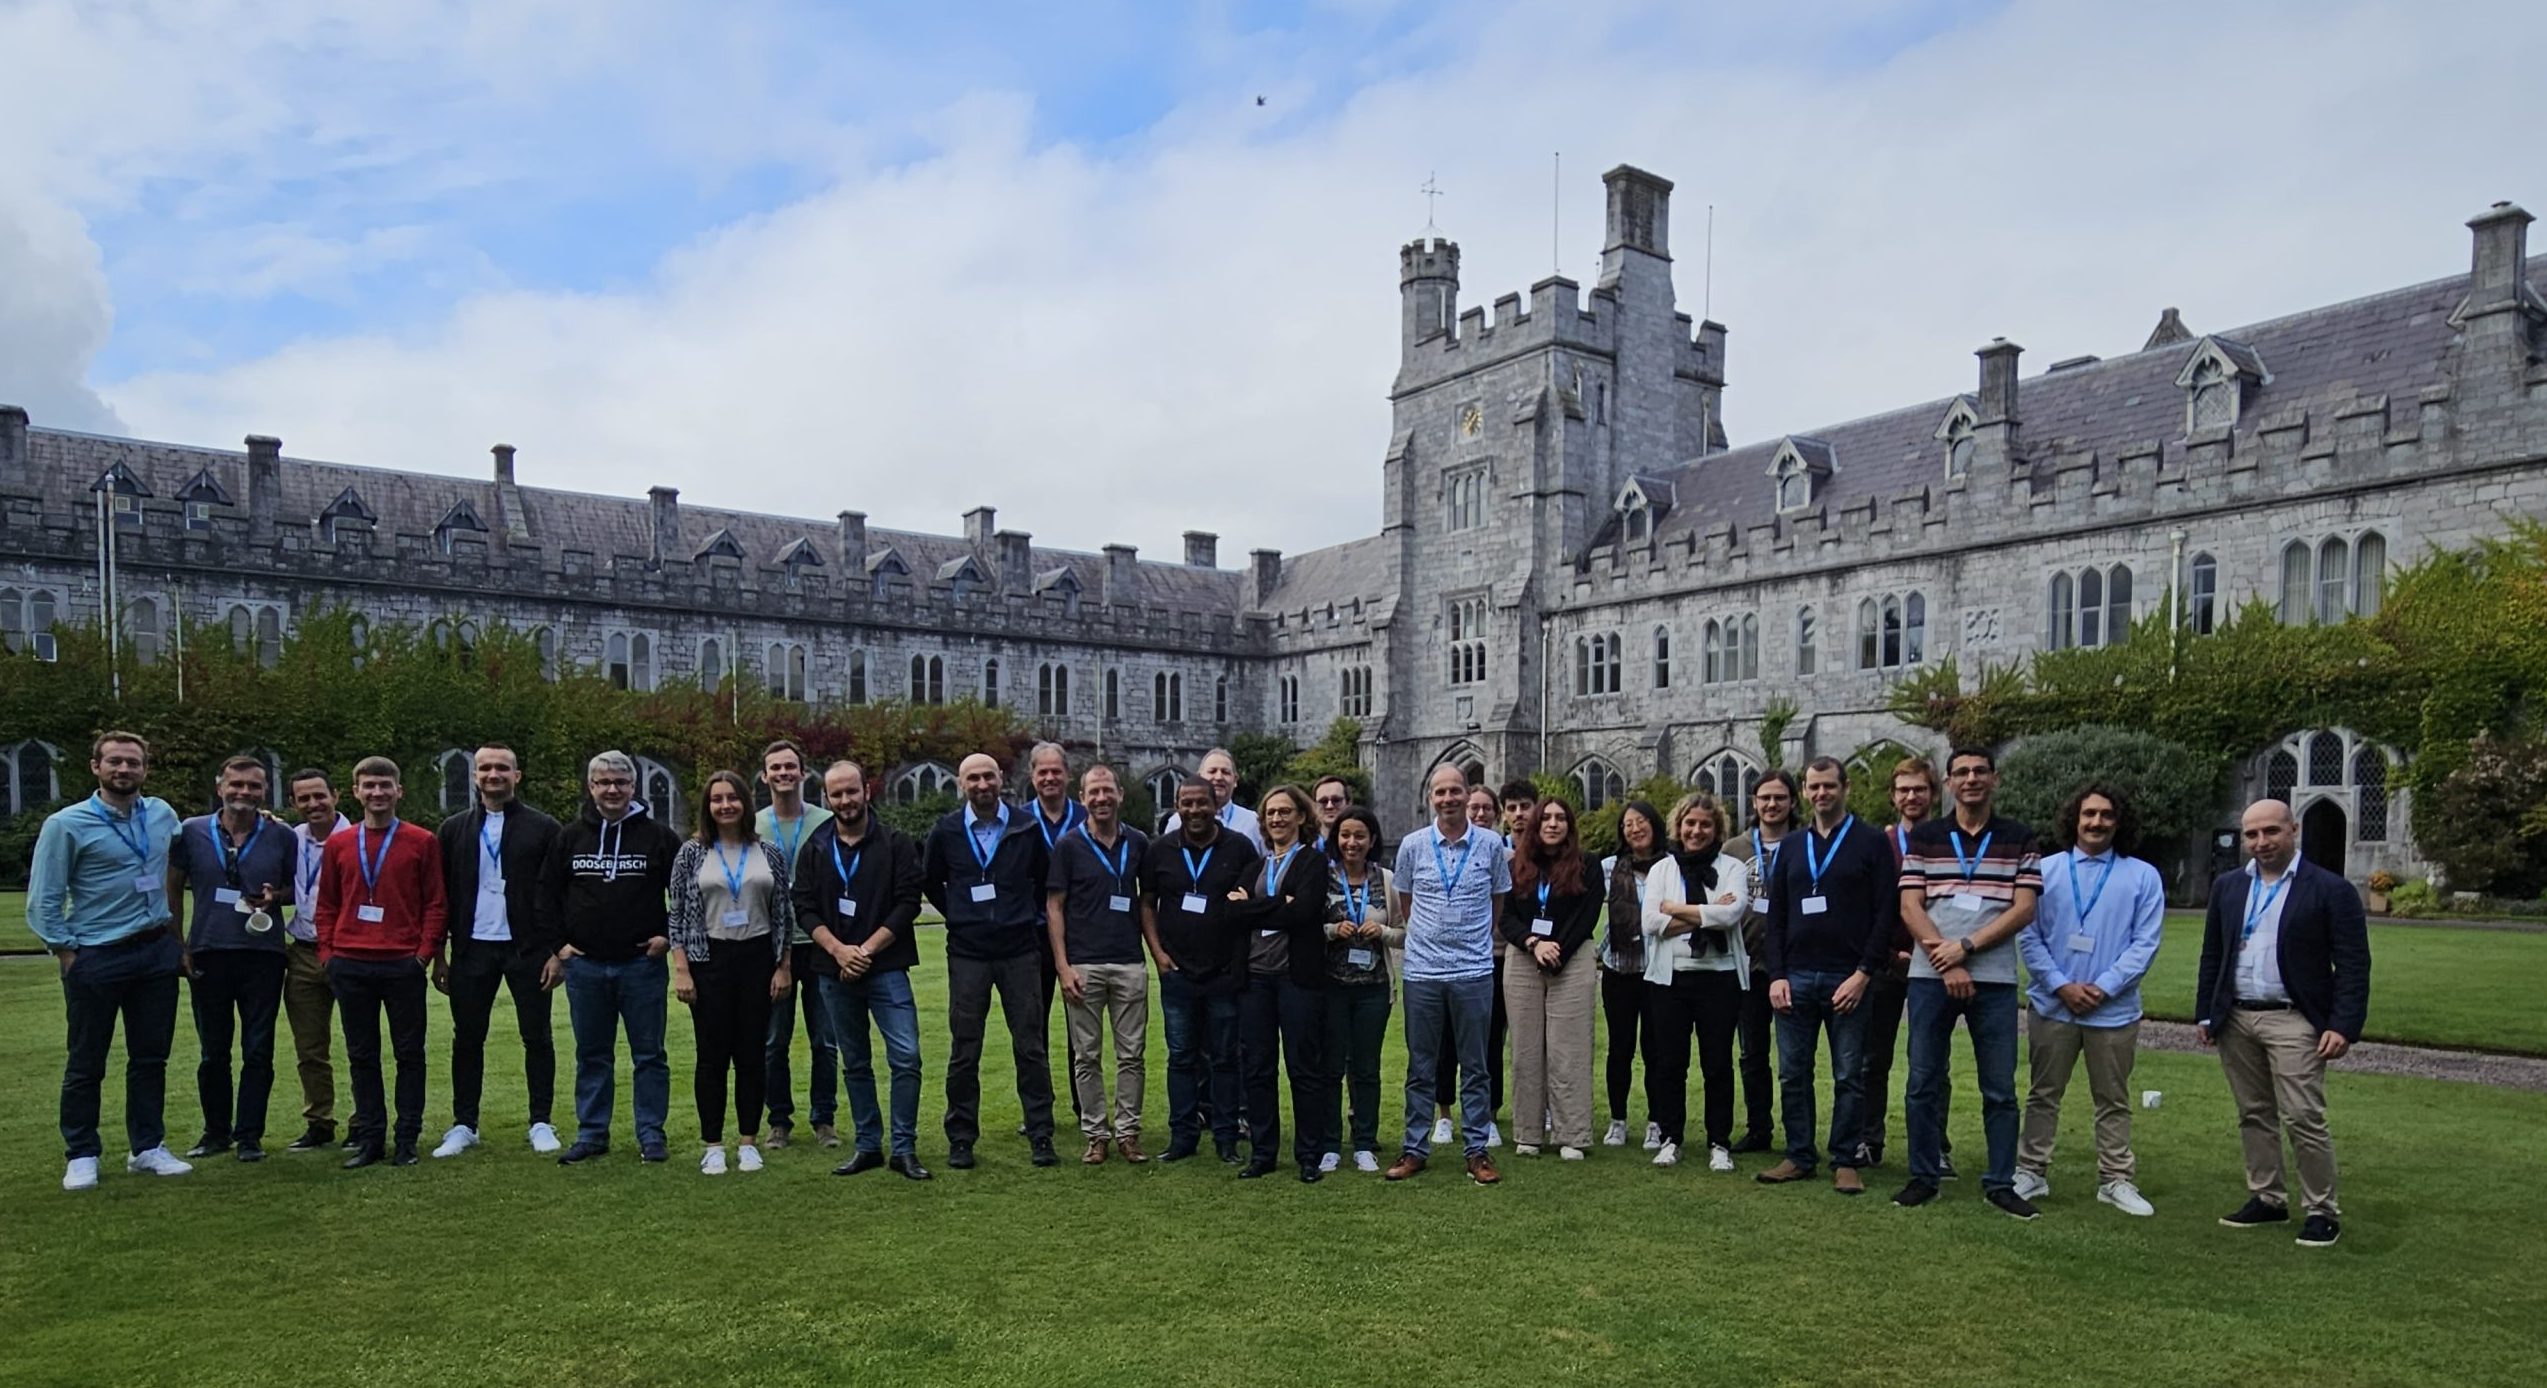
{"left": 1956, "top": 937, "right": 1977, "bottom": 965}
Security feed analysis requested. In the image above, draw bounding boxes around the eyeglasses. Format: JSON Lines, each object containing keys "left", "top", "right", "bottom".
{"left": 590, "top": 777, "right": 633, "bottom": 788}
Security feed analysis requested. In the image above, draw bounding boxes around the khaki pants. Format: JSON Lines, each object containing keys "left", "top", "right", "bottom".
{"left": 2219, "top": 1007, "right": 2340, "bottom": 1217}
{"left": 282, "top": 938, "right": 336, "bottom": 1127}
{"left": 1503, "top": 943, "right": 1597, "bottom": 1149}
{"left": 2018, "top": 1011, "right": 2139, "bottom": 1182}
{"left": 1064, "top": 963, "right": 1149, "bottom": 1141}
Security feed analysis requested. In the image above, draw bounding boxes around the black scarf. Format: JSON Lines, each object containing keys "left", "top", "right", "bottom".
{"left": 1673, "top": 842, "right": 1720, "bottom": 894}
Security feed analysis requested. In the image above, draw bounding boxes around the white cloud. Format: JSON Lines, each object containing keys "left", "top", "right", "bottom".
{"left": 9, "top": 0, "right": 2544, "bottom": 564}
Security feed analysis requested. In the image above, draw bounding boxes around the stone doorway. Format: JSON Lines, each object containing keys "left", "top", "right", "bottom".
{"left": 2301, "top": 798, "right": 2348, "bottom": 878}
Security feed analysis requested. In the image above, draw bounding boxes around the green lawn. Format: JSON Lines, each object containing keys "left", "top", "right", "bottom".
{"left": 2, "top": 953, "right": 2543, "bottom": 1387}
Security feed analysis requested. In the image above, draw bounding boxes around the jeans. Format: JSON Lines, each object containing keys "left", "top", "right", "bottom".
{"left": 1857, "top": 964, "right": 1948, "bottom": 1161}
{"left": 1640, "top": 969, "right": 1740, "bottom": 1149}
{"left": 820, "top": 968, "right": 924, "bottom": 1156}
{"left": 282, "top": 938, "right": 336, "bottom": 1128}
{"left": 188, "top": 948, "right": 285, "bottom": 1145}
{"left": 1737, "top": 973, "right": 1775, "bottom": 1142}
{"left": 447, "top": 938, "right": 555, "bottom": 1130}
{"left": 943, "top": 950, "right": 1054, "bottom": 1146}
{"left": 1906, "top": 978, "right": 2020, "bottom": 1192}
{"left": 1322, "top": 982, "right": 1392, "bottom": 1153}
{"left": 766, "top": 943, "right": 841, "bottom": 1132}
{"left": 1433, "top": 952, "right": 1507, "bottom": 1117}
{"left": 58, "top": 929, "right": 182, "bottom": 1160}
{"left": 1600, "top": 966, "right": 1644, "bottom": 1123}
{"left": 1774, "top": 969, "right": 1868, "bottom": 1173}
{"left": 1402, "top": 973, "right": 1494, "bottom": 1159}
{"left": 1240, "top": 974, "right": 1333, "bottom": 1166}
{"left": 565, "top": 954, "right": 671, "bottom": 1150}
{"left": 330, "top": 956, "right": 429, "bottom": 1149}
{"left": 1159, "top": 969, "right": 1243, "bottom": 1146}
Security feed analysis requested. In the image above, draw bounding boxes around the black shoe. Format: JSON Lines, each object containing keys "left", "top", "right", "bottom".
{"left": 834, "top": 1150, "right": 887, "bottom": 1176}
{"left": 1298, "top": 1163, "right": 1323, "bottom": 1184}
{"left": 557, "top": 1141, "right": 609, "bottom": 1165}
{"left": 946, "top": 1142, "right": 976, "bottom": 1170}
{"left": 1159, "top": 1137, "right": 1199, "bottom": 1163}
{"left": 2219, "top": 1196, "right": 2291, "bottom": 1229}
{"left": 1216, "top": 1140, "right": 1243, "bottom": 1165}
{"left": 639, "top": 1141, "right": 668, "bottom": 1164}
{"left": 185, "top": 1136, "right": 233, "bottom": 1159}
{"left": 889, "top": 1154, "right": 933, "bottom": 1181}
{"left": 390, "top": 1143, "right": 418, "bottom": 1168}
{"left": 342, "top": 1142, "right": 383, "bottom": 1170}
{"left": 1938, "top": 1153, "right": 1960, "bottom": 1181}
{"left": 1239, "top": 1157, "right": 1278, "bottom": 1179}
{"left": 2296, "top": 1214, "right": 2341, "bottom": 1248}
{"left": 1728, "top": 1133, "right": 1772, "bottom": 1155}
{"left": 1985, "top": 1187, "right": 2040, "bottom": 1221}
{"left": 1028, "top": 1137, "right": 1059, "bottom": 1168}
{"left": 236, "top": 1141, "right": 267, "bottom": 1164}
{"left": 340, "top": 1132, "right": 361, "bottom": 1151}
{"left": 1891, "top": 1180, "right": 1940, "bottom": 1208}
{"left": 286, "top": 1125, "right": 335, "bottom": 1152}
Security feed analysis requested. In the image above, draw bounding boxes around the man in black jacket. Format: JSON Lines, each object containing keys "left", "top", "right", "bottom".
{"left": 2197, "top": 798, "right": 2371, "bottom": 1249}
{"left": 920, "top": 752, "right": 1058, "bottom": 1169}
{"left": 430, "top": 744, "right": 564, "bottom": 1160}
{"left": 792, "top": 759, "right": 930, "bottom": 1180}
{"left": 541, "top": 750, "right": 684, "bottom": 1165}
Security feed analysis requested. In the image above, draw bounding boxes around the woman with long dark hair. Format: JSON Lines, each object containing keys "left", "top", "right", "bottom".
{"left": 668, "top": 771, "right": 793, "bottom": 1175}
{"left": 1320, "top": 805, "right": 1401, "bottom": 1173}
{"left": 1641, "top": 792, "right": 1752, "bottom": 1173}
{"left": 1600, "top": 800, "right": 1668, "bottom": 1149}
{"left": 1503, "top": 798, "right": 1605, "bottom": 1158}
{"left": 1230, "top": 784, "right": 1336, "bottom": 1182}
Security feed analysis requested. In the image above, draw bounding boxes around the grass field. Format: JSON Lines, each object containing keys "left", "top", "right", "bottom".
{"left": 2, "top": 949, "right": 2543, "bottom": 1388}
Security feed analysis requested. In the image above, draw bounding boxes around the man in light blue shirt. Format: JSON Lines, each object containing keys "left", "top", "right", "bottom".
{"left": 26, "top": 731, "right": 195, "bottom": 1191}
{"left": 2014, "top": 783, "right": 2164, "bottom": 1217}
{"left": 1384, "top": 764, "right": 1510, "bottom": 1184}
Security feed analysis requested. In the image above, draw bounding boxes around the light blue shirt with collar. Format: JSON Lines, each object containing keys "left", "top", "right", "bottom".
{"left": 26, "top": 793, "right": 181, "bottom": 949}
{"left": 2232, "top": 857, "right": 2295, "bottom": 1005}
{"left": 965, "top": 801, "right": 1010, "bottom": 863}
{"left": 2018, "top": 846, "right": 2165, "bottom": 1027}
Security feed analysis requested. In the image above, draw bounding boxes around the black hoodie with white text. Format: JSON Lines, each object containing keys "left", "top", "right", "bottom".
{"left": 539, "top": 799, "right": 684, "bottom": 961}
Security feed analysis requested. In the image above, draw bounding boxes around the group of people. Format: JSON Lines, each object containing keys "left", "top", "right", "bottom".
{"left": 29, "top": 730, "right": 2369, "bottom": 1247}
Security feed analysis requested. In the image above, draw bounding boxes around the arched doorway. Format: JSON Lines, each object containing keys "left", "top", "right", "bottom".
{"left": 2300, "top": 799, "right": 2347, "bottom": 877}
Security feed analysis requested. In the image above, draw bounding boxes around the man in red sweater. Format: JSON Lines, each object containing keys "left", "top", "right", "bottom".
{"left": 312, "top": 756, "right": 447, "bottom": 1168}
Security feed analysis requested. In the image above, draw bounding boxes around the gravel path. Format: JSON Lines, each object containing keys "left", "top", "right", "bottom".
{"left": 2138, "top": 1020, "right": 2547, "bottom": 1094}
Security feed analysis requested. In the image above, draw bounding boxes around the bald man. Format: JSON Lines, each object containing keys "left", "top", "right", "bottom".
{"left": 920, "top": 753, "right": 1058, "bottom": 1170}
{"left": 2196, "top": 798, "right": 2369, "bottom": 1249}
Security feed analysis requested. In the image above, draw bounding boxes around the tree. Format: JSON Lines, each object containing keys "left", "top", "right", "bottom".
{"left": 2415, "top": 734, "right": 2547, "bottom": 896}
{"left": 1843, "top": 737, "right": 1934, "bottom": 827}
{"left": 1225, "top": 731, "right": 1298, "bottom": 809}
{"left": 1280, "top": 718, "right": 1371, "bottom": 806}
{"left": 1995, "top": 725, "right": 2216, "bottom": 878}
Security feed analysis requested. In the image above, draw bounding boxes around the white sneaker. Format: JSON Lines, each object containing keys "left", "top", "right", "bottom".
{"left": 1559, "top": 1145, "right": 1587, "bottom": 1161}
{"left": 2012, "top": 1168, "right": 2051, "bottom": 1201}
{"left": 431, "top": 1124, "right": 480, "bottom": 1159}
{"left": 126, "top": 1146, "right": 192, "bottom": 1177}
{"left": 1708, "top": 1144, "right": 1735, "bottom": 1173}
{"left": 1318, "top": 1151, "right": 1341, "bottom": 1173}
{"left": 63, "top": 1157, "right": 100, "bottom": 1191}
{"left": 1484, "top": 1122, "right": 1503, "bottom": 1149}
{"left": 1603, "top": 1119, "right": 1628, "bottom": 1147}
{"left": 2097, "top": 1179, "right": 2154, "bottom": 1217}
{"left": 528, "top": 1122, "right": 562, "bottom": 1154}
{"left": 700, "top": 1146, "right": 728, "bottom": 1175}
{"left": 736, "top": 1144, "right": 764, "bottom": 1173}
{"left": 1652, "top": 1140, "right": 1680, "bottom": 1167}
{"left": 1431, "top": 1117, "right": 1454, "bottom": 1145}
{"left": 1642, "top": 1122, "right": 1663, "bottom": 1151}
{"left": 1514, "top": 1142, "right": 1541, "bottom": 1157}
{"left": 1353, "top": 1150, "right": 1380, "bottom": 1173}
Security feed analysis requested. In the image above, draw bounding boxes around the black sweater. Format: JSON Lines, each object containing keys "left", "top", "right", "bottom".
{"left": 1143, "top": 829, "right": 1263, "bottom": 995}
{"left": 920, "top": 803, "right": 1052, "bottom": 961}
{"left": 437, "top": 800, "right": 563, "bottom": 956}
{"left": 789, "top": 817, "right": 924, "bottom": 975}
{"left": 539, "top": 802, "right": 683, "bottom": 962}
{"left": 1761, "top": 815, "right": 1899, "bottom": 981}
{"left": 1231, "top": 845, "right": 1333, "bottom": 989}
{"left": 1498, "top": 872, "right": 1603, "bottom": 970}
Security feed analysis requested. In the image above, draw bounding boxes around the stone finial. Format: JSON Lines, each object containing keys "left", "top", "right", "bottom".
{"left": 2144, "top": 307, "right": 2192, "bottom": 351}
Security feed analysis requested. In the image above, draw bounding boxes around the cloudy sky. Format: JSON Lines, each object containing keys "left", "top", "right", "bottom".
{"left": 3, "top": 0, "right": 2538, "bottom": 561}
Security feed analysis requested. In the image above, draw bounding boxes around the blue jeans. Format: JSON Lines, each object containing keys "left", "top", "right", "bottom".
{"left": 1773, "top": 969, "right": 1867, "bottom": 1172}
{"left": 1906, "top": 978, "right": 2019, "bottom": 1191}
{"left": 565, "top": 955, "right": 670, "bottom": 1149}
{"left": 767, "top": 943, "right": 841, "bottom": 1131}
{"left": 59, "top": 929, "right": 182, "bottom": 1160}
{"left": 820, "top": 969, "right": 923, "bottom": 1156}
{"left": 1401, "top": 973, "right": 1494, "bottom": 1159}
{"left": 1159, "top": 970, "right": 1242, "bottom": 1146}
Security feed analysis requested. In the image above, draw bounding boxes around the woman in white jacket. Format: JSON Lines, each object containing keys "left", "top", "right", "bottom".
{"left": 1640, "top": 792, "right": 1752, "bottom": 1173}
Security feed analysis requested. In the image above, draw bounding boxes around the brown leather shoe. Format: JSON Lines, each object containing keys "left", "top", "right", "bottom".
{"left": 1384, "top": 1153, "right": 1427, "bottom": 1181}
{"left": 1116, "top": 1135, "right": 1148, "bottom": 1164}
{"left": 1755, "top": 1159, "right": 1811, "bottom": 1184}
{"left": 764, "top": 1126, "right": 791, "bottom": 1151}
{"left": 1833, "top": 1166, "right": 1865, "bottom": 1195}
{"left": 1081, "top": 1139, "right": 1109, "bottom": 1166}
{"left": 1466, "top": 1154, "right": 1502, "bottom": 1185}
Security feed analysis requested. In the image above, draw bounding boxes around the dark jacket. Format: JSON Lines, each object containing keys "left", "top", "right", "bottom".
{"left": 790, "top": 817, "right": 925, "bottom": 975}
{"left": 1231, "top": 844, "right": 1333, "bottom": 989}
{"left": 921, "top": 802, "right": 1053, "bottom": 960}
{"left": 436, "top": 800, "right": 564, "bottom": 956}
{"left": 2196, "top": 858, "right": 2371, "bottom": 1041}
{"left": 1499, "top": 867, "right": 1603, "bottom": 971}
{"left": 539, "top": 800, "right": 683, "bottom": 962}
{"left": 1144, "top": 828, "right": 1263, "bottom": 996}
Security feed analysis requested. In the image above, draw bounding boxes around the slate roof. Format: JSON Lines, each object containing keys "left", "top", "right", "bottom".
{"left": 1260, "top": 533, "right": 1389, "bottom": 612}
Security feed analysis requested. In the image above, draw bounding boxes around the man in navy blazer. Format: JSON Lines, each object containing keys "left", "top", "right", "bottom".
{"left": 2195, "top": 798, "right": 2370, "bottom": 1249}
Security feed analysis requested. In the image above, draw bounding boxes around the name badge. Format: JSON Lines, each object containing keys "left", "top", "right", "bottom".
{"left": 1347, "top": 948, "right": 1375, "bottom": 969}
{"left": 721, "top": 909, "right": 751, "bottom": 928}
{"left": 2068, "top": 932, "right": 2097, "bottom": 953}
{"left": 214, "top": 887, "right": 243, "bottom": 907}
{"left": 970, "top": 883, "right": 997, "bottom": 904}
{"left": 1260, "top": 928, "right": 1280, "bottom": 938}
{"left": 1182, "top": 893, "right": 1209, "bottom": 915}
{"left": 135, "top": 875, "right": 160, "bottom": 894}
{"left": 1800, "top": 896, "right": 1828, "bottom": 916}
{"left": 1108, "top": 894, "right": 1133, "bottom": 914}
{"left": 1952, "top": 892, "right": 1984, "bottom": 912}
{"left": 357, "top": 904, "right": 387, "bottom": 923}
{"left": 1529, "top": 917, "right": 1556, "bottom": 937}
{"left": 838, "top": 897, "right": 859, "bottom": 918}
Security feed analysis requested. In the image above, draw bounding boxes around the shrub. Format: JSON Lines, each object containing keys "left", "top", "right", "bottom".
{"left": 2385, "top": 877, "right": 2441, "bottom": 918}
{"left": 2415, "top": 734, "right": 2547, "bottom": 898}
{"left": 1995, "top": 725, "right": 2216, "bottom": 856}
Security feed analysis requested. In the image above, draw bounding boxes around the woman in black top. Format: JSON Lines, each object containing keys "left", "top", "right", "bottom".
{"left": 1600, "top": 801, "right": 1668, "bottom": 1149}
{"left": 1230, "top": 784, "right": 1335, "bottom": 1183}
{"left": 1321, "top": 806, "right": 1402, "bottom": 1172}
{"left": 1500, "top": 799, "right": 1605, "bottom": 1158}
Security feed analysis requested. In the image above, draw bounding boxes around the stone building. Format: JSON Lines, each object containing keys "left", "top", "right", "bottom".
{"left": 5, "top": 166, "right": 2543, "bottom": 885}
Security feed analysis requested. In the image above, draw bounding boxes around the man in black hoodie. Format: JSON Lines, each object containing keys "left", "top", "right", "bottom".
{"left": 540, "top": 750, "right": 683, "bottom": 1165}
{"left": 920, "top": 752, "right": 1057, "bottom": 1170}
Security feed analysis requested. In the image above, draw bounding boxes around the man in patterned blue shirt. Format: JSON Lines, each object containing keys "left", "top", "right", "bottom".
{"left": 1385, "top": 764, "right": 1510, "bottom": 1186}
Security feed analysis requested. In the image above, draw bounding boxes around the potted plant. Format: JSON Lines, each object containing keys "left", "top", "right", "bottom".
{"left": 2366, "top": 870, "right": 2398, "bottom": 914}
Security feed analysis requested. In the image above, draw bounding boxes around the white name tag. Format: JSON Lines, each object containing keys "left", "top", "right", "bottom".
{"left": 2068, "top": 932, "right": 2097, "bottom": 953}
{"left": 1260, "top": 928, "right": 1280, "bottom": 938}
{"left": 357, "top": 904, "right": 386, "bottom": 923}
{"left": 1108, "top": 894, "right": 1133, "bottom": 914}
{"left": 1953, "top": 892, "right": 1984, "bottom": 912}
{"left": 721, "top": 909, "right": 751, "bottom": 928}
{"left": 838, "top": 897, "right": 858, "bottom": 918}
{"left": 970, "top": 882, "right": 997, "bottom": 904}
{"left": 1529, "top": 917, "right": 1556, "bottom": 937}
{"left": 1182, "top": 893, "right": 1209, "bottom": 915}
{"left": 135, "top": 875, "right": 159, "bottom": 894}
{"left": 214, "top": 887, "right": 243, "bottom": 907}
{"left": 1347, "top": 948, "right": 1375, "bottom": 969}
{"left": 1800, "top": 896, "right": 1828, "bottom": 916}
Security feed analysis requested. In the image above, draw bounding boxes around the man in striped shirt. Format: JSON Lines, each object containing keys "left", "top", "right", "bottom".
{"left": 1892, "top": 747, "right": 2042, "bottom": 1219}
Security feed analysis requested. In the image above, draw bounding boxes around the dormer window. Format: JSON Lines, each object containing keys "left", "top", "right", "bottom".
{"left": 2176, "top": 335, "right": 2268, "bottom": 435}
{"left": 2189, "top": 358, "right": 2234, "bottom": 430}
{"left": 1765, "top": 437, "right": 1832, "bottom": 515}
{"left": 1612, "top": 474, "right": 1674, "bottom": 549}
{"left": 1935, "top": 397, "right": 1979, "bottom": 478}
{"left": 1623, "top": 496, "right": 1651, "bottom": 546}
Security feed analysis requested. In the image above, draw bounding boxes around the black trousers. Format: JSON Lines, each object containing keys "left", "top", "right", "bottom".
{"left": 448, "top": 937, "right": 555, "bottom": 1130}
{"left": 1039, "top": 951, "right": 1083, "bottom": 1121}
{"left": 1240, "top": 974, "right": 1335, "bottom": 1166}
{"left": 1642, "top": 970, "right": 1740, "bottom": 1149}
{"left": 1322, "top": 982, "right": 1392, "bottom": 1153}
{"left": 944, "top": 950, "right": 1055, "bottom": 1145}
{"left": 687, "top": 941, "right": 776, "bottom": 1142}
{"left": 1736, "top": 972, "right": 1775, "bottom": 1142}
{"left": 1435, "top": 951, "right": 1507, "bottom": 1115}
{"left": 189, "top": 948, "right": 285, "bottom": 1145}
{"left": 59, "top": 929, "right": 182, "bottom": 1160}
{"left": 1857, "top": 966, "right": 1948, "bottom": 1159}
{"left": 1599, "top": 965, "right": 1643, "bottom": 1123}
{"left": 329, "top": 957, "right": 428, "bottom": 1149}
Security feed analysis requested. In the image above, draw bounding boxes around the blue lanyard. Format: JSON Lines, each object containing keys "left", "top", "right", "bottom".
{"left": 1803, "top": 815, "right": 1854, "bottom": 894}
{"left": 2241, "top": 872, "right": 2287, "bottom": 945}
{"left": 356, "top": 820, "right": 399, "bottom": 903}
{"left": 1951, "top": 828, "right": 1994, "bottom": 882}
{"left": 967, "top": 806, "right": 1006, "bottom": 876}
{"left": 712, "top": 839, "right": 749, "bottom": 903}
{"left": 1181, "top": 842, "right": 1216, "bottom": 889}
{"left": 1431, "top": 830, "right": 1475, "bottom": 894}
{"left": 1037, "top": 802, "right": 1083, "bottom": 851}
{"left": 828, "top": 831, "right": 864, "bottom": 897}
{"left": 1751, "top": 829, "right": 1782, "bottom": 873}
{"left": 215, "top": 815, "right": 268, "bottom": 886}
{"left": 89, "top": 796, "right": 152, "bottom": 870}
{"left": 2067, "top": 852, "right": 2114, "bottom": 927}
{"left": 1079, "top": 822, "right": 1130, "bottom": 892}
{"left": 479, "top": 813, "right": 504, "bottom": 878}
{"left": 1340, "top": 874, "right": 1369, "bottom": 925}
{"left": 1893, "top": 824, "right": 1910, "bottom": 858}
{"left": 1263, "top": 844, "right": 1299, "bottom": 895}
{"left": 1535, "top": 881, "right": 1551, "bottom": 914}
{"left": 771, "top": 812, "right": 809, "bottom": 867}
{"left": 298, "top": 829, "right": 327, "bottom": 901}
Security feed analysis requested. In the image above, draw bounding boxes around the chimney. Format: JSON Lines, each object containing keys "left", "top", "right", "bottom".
{"left": 2469, "top": 201, "right": 2533, "bottom": 302}
{"left": 0, "top": 404, "right": 26, "bottom": 484}
{"left": 1248, "top": 548, "right": 1283, "bottom": 609}
{"left": 1103, "top": 543, "right": 1138, "bottom": 606}
{"left": 1182, "top": 530, "right": 1218, "bottom": 568}
{"left": 1601, "top": 165, "right": 1674, "bottom": 258}
{"left": 246, "top": 434, "right": 282, "bottom": 542}
{"left": 2462, "top": 201, "right": 2539, "bottom": 368}
{"left": 837, "top": 510, "right": 868, "bottom": 574}
{"left": 491, "top": 443, "right": 516, "bottom": 486}
{"left": 996, "top": 529, "right": 1032, "bottom": 594}
{"left": 964, "top": 505, "right": 997, "bottom": 550}
{"left": 1972, "top": 338, "right": 2023, "bottom": 476}
{"left": 487, "top": 444, "right": 520, "bottom": 550}
{"left": 648, "top": 486, "right": 680, "bottom": 567}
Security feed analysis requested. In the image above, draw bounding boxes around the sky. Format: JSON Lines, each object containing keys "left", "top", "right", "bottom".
{"left": 3, "top": 0, "right": 2541, "bottom": 563}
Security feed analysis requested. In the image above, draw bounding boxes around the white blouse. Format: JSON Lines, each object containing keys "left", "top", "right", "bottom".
{"left": 1641, "top": 853, "right": 1754, "bottom": 990}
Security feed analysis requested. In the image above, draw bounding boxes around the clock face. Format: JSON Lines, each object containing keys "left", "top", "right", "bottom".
{"left": 1459, "top": 405, "right": 1483, "bottom": 438}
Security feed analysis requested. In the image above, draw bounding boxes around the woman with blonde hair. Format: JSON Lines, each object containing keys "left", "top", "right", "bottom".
{"left": 1231, "top": 783, "right": 1336, "bottom": 1182}
{"left": 668, "top": 771, "right": 794, "bottom": 1175}
{"left": 1640, "top": 792, "right": 1753, "bottom": 1173}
